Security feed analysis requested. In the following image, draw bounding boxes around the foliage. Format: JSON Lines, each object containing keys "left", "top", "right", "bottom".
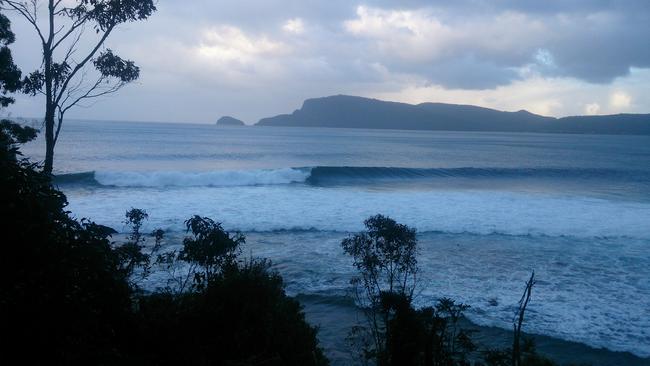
{"left": 0, "top": 12, "right": 20, "bottom": 107}
{"left": 134, "top": 259, "right": 329, "bottom": 366}
{"left": 342, "top": 214, "right": 418, "bottom": 299}
{"left": 147, "top": 215, "right": 246, "bottom": 293}
{"left": 114, "top": 207, "right": 151, "bottom": 281}
{"left": 417, "top": 298, "right": 476, "bottom": 366}
{"left": 0, "top": 119, "right": 134, "bottom": 364}
{"left": 343, "top": 216, "right": 555, "bottom": 366}
{"left": 179, "top": 215, "right": 245, "bottom": 288}
{"left": 342, "top": 214, "right": 420, "bottom": 364}
{"left": 0, "top": 119, "right": 327, "bottom": 363}
{"left": 93, "top": 49, "right": 140, "bottom": 82}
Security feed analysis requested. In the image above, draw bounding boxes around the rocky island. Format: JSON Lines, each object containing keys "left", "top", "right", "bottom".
{"left": 217, "top": 116, "right": 246, "bottom": 126}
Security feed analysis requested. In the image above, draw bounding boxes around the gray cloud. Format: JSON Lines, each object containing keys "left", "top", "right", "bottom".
{"left": 2, "top": 0, "right": 649, "bottom": 122}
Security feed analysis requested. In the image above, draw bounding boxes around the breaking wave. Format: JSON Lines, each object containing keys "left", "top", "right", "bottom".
{"left": 54, "top": 166, "right": 649, "bottom": 188}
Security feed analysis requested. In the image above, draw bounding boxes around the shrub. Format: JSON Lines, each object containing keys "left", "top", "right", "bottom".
{"left": 0, "top": 120, "right": 134, "bottom": 364}
{"left": 134, "top": 259, "right": 329, "bottom": 365}
{"left": 0, "top": 122, "right": 328, "bottom": 365}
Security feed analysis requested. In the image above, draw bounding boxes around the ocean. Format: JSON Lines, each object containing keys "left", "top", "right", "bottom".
{"left": 22, "top": 120, "right": 650, "bottom": 359}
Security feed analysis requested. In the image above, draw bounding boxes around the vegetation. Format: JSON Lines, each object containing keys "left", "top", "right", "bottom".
{"left": 1, "top": 0, "right": 157, "bottom": 174}
{"left": 0, "top": 120, "right": 327, "bottom": 364}
{"left": 1, "top": 120, "right": 134, "bottom": 363}
{"left": 342, "top": 215, "right": 556, "bottom": 366}
{"left": 0, "top": 12, "right": 601, "bottom": 365}
{"left": 342, "top": 214, "right": 419, "bottom": 363}
{"left": 0, "top": 12, "right": 21, "bottom": 106}
{"left": 0, "top": 17, "right": 327, "bottom": 364}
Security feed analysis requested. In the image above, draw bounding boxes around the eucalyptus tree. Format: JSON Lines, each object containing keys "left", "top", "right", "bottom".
{"left": 1, "top": 0, "right": 156, "bottom": 174}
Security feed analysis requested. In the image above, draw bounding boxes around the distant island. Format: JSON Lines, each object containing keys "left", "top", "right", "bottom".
{"left": 256, "top": 95, "right": 650, "bottom": 135}
{"left": 217, "top": 116, "right": 246, "bottom": 126}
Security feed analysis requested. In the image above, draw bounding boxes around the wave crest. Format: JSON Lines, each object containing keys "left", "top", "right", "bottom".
{"left": 54, "top": 166, "right": 649, "bottom": 188}
{"left": 56, "top": 168, "right": 309, "bottom": 187}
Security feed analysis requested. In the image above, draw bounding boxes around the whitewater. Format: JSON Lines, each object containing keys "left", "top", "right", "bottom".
{"left": 23, "top": 120, "right": 650, "bottom": 358}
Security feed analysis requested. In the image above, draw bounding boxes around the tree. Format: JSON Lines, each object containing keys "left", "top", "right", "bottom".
{"left": 343, "top": 216, "right": 479, "bottom": 366}
{"left": 1, "top": 118, "right": 135, "bottom": 363}
{"left": 179, "top": 215, "right": 245, "bottom": 290}
{"left": 1, "top": 0, "right": 156, "bottom": 174}
{"left": 342, "top": 214, "right": 419, "bottom": 365}
{"left": 0, "top": 11, "right": 21, "bottom": 106}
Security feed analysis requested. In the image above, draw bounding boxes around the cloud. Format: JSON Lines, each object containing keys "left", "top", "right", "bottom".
{"left": 584, "top": 103, "right": 601, "bottom": 115}
{"left": 3, "top": 0, "right": 649, "bottom": 123}
{"left": 371, "top": 68, "right": 650, "bottom": 118}
{"left": 343, "top": 4, "right": 650, "bottom": 88}
{"left": 609, "top": 91, "right": 631, "bottom": 110}
{"left": 197, "top": 26, "right": 287, "bottom": 63}
{"left": 129, "top": 25, "right": 293, "bottom": 90}
{"left": 341, "top": 6, "right": 547, "bottom": 88}
{"left": 283, "top": 18, "right": 305, "bottom": 34}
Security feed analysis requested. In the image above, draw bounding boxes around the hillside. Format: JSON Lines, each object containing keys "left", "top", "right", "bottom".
{"left": 256, "top": 95, "right": 650, "bottom": 135}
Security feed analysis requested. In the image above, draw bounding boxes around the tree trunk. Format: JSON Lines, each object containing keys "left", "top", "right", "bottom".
{"left": 43, "top": 102, "right": 55, "bottom": 175}
{"left": 42, "top": 0, "right": 55, "bottom": 176}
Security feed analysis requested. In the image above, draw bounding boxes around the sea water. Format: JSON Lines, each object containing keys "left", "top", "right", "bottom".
{"left": 22, "top": 120, "right": 650, "bottom": 357}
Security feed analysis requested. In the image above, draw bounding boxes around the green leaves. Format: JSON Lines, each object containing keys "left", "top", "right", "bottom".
{"left": 68, "top": 0, "right": 157, "bottom": 31}
{"left": 93, "top": 49, "right": 140, "bottom": 82}
{"left": 22, "top": 62, "right": 71, "bottom": 96}
{"left": 0, "top": 13, "right": 20, "bottom": 106}
{"left": 180, "top": 216, "right": 245, "bottom": 282}
{"left": 0, "top": 120, "right": 37, "bottom": 145}
{"left": 342, "top": 214, "right": 418, "bottom": 297}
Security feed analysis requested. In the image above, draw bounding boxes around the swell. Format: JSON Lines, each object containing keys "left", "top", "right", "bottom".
{"left": 307, "top": 166, "right": 650, "bottom": 184}
{"left": 54, "top": 166, "right": 649, "bottom": 188}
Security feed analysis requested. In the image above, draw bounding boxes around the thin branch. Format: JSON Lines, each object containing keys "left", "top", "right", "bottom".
{"left": 2, "top": 1, "right": 46, "bottom": 44}
{"left": 60, "top": 76, "right": 127, "bottom": 115}
{"left": 62, "top": 23, "right": 84, "bottom": 64}
{"left": 512, "top": 271, "right": 535, "bottom": 366}
{"left": 51, "top": 13, "right": 90, "bottom": 51}
{"left": 54, "top": 23, "right": 115, "bottom": 106}
{"left": 58, "top": 69, "right": 86, "bottom": 107}
{"left": 52, "top": 23, "right": 63, "bottom": 36}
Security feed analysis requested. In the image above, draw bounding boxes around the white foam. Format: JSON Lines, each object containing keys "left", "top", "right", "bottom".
{"left": 63, "top": 185, "right": 650, "bottom": 357}
{"left": 94, "top": 168, "right": 310, "bottom": 187}
{"left": 64, "top": 185, "right": 650, "bottom": 239}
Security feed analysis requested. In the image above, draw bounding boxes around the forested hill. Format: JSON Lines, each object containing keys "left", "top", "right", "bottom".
{"left": 256, "top": 95, "right": 650, "bottom": 135}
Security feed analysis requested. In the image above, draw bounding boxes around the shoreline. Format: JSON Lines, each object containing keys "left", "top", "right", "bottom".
{"left": 298, "top": 294, "right": 650, "bottom": 366}
{"left": 122, "top": 230, "right": 649, "bottom": 365}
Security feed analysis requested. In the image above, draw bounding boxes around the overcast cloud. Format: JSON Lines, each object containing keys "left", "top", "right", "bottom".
{"left": 3, "top": 0, "right": 649, "bottom": 123}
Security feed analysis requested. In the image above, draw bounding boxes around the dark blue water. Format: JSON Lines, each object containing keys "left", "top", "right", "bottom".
{"left": 22, "top": 120, "right": 650, "bottom": 357}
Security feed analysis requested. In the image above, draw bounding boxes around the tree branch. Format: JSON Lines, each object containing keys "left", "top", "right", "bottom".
{"left": 51, "top": 13, "right": 90, "bottom": 51}
{"left": 54, "top": 23, "right": 115, "bottom": 106}
{"left": 2, "top": 1, "right": 46, "bottom": 44}
{"left": 62, "top": 23, "right": 84, "bottom": 64}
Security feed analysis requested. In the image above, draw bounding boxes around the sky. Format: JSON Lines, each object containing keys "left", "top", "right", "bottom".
{"left": 3, "top": 0, "right": 650, "bottom": 124}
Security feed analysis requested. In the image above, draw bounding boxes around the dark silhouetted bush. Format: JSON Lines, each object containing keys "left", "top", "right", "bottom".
{"left": 0, "top": 120, "right": 134, "bottom": 363}
{"left": 134, "top": 259, "right": 328, "bottom": 365}
{"left": 0, "top": 121, "right": 328, "bottom": 364}
{"left": 343, "top": 215, "right": 555, "bottom": 366}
